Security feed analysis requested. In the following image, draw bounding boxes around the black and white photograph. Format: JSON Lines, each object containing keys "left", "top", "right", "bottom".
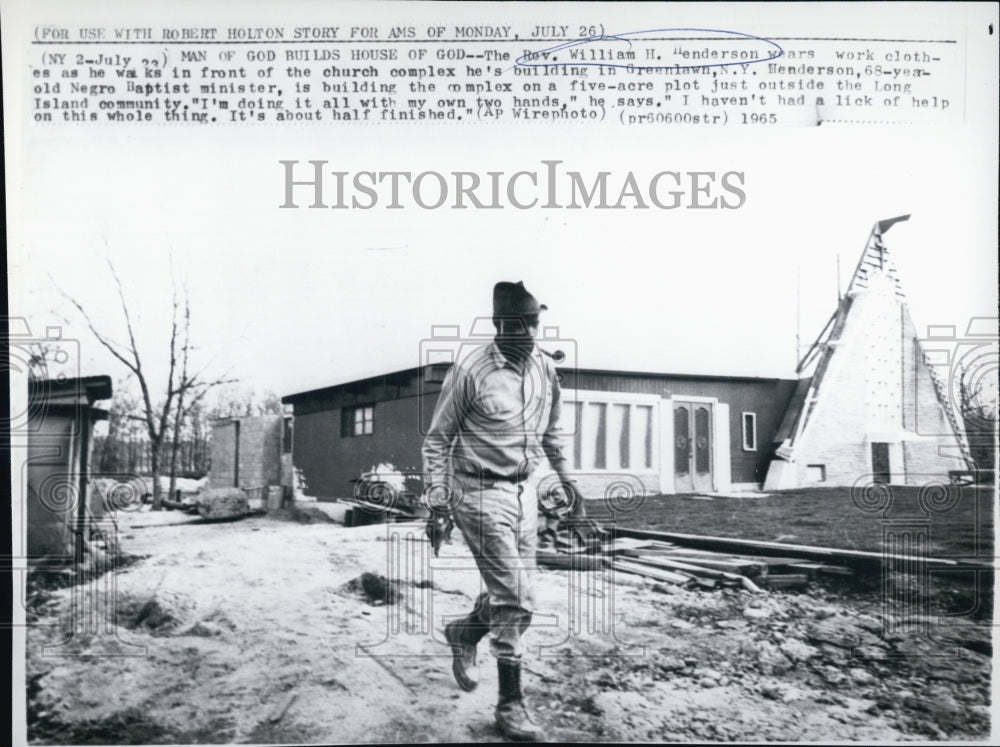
{"left": 5, "top": 2, "right": 998, "bottom": 744}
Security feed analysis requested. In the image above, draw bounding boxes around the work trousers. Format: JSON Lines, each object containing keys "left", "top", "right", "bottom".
{"left": 451, "top": 474, "right": 538, "bottom": 661}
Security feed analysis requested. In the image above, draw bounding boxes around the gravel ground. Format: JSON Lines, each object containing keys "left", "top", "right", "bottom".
{"left": 24, "top": 506, "right": 994, "bottom": 744}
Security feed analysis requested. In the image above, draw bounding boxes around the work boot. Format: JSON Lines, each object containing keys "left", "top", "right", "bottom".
{"left": 444, "top": 595, "right": 490, "bottom": 691}
{"left": 495, "top": 659, "right": 544, "bottom": 742}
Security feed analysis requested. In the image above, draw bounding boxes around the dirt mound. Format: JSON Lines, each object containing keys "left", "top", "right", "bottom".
{"left": 341, "top": 572, "right": 445, "bottom": 605}
{"left": 118, "top": 590, "right": 196, "bottom": 636}
{"left": 344, "top": 572, "right": 402, "bottom": 605}
{"left": 268, "top": 505, "right": 337, "bottom": 524}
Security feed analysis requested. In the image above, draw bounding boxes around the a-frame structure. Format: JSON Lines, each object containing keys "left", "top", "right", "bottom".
{"left": 764, "top": 216, "right": 970, "bottom": 489}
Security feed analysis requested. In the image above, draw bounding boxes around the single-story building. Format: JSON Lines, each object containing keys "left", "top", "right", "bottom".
{"left": 283, "top": 364, "right": 798, "bottom": 501}
{"left": 282, "top": 217, "right": 970, "bottom": 501}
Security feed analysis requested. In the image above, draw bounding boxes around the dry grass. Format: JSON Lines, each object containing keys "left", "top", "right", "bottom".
{"left": 588, "top": 485, "right": 994, "bottom": 559}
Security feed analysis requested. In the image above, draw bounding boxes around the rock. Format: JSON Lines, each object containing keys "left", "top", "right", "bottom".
{"left": 670, "top": 619, "right": 694, "bottom": 630}
{"left": 196, "top": 488, "right": 250, "bottom": 520}
{"left": 595, "top": 672, "right": 617, "bottom": 688}
{"left": 761, "top": 684, "right": 782, "bottom": 700}
{"left": 806, "top": 617, "right": 860, "bottom": 648}
{"left": 820, "top": 667, "right": 846, "bottom": 686}
{"left": 743, "top": 606, "right": 770, "bottom": 619}
{"left": 756, "top": 642, "right": 792, "bottom": 676}
{"left": 780, "top": 685, "right": 806, "bottom": 703}
{"left": 717, "top": 619, "right": 746, "bottom": 629}
{"left": 695, "top": 667, "right": 722, "bottom": 688}
{"left": 848, "top": 667, "right": 875, "bottom": 685}
{"left": 779, "top": 638, "right": 819, "bottom": 664}
{"left": 852, "top": 644, "right": 890, "bottom": 661}
{"left": 658, "top": 656, "right": 687, "bottom": 673}
{"left": 903, "top": 693, "right": 964, "bottom": 724}
{"left": 853, "top": 614, "right": 884, "bottom": 634}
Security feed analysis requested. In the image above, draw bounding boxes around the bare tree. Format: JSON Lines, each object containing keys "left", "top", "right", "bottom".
{"left": 958, "top": 363, "right": 999, "bottom": 480}
{"left": 165, "top": 295, "right": 235, "bottom": 498}
{"left": 59, "top": 259, "right": 233, "bottom": 508}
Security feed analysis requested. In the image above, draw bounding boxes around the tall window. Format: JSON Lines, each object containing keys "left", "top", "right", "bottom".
{"left": 562, "top": 393, "right": 656, "bottom": 471}
{"left": 742, "top": 412, "right": 757, "bottom": 451}
{"left": 342, "top": 405, "right": 374, "bottom": 437}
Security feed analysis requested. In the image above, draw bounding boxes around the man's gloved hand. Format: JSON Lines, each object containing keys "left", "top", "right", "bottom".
{"left": 422, "top": 484, "right": 456, "bottom": 557}
{"left": 425, "top": 513, "right": 454, "bottom": 557}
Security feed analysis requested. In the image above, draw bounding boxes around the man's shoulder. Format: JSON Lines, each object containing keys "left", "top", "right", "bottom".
{"left": 451, "top": 342, "right": 497, "bottom": 376}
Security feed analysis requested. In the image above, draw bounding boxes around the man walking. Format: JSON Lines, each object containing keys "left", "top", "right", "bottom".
{"left": 421, "top": 281, "right": 585, "bottom": 741}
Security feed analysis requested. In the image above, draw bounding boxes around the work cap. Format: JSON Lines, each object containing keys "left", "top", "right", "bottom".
{"left": 492, "top": 281, "right": 548, "bottom": 317}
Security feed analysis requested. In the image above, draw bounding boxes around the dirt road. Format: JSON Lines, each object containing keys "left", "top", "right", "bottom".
{"left": 26, "top": 508, "right": 993, "bottom": 743}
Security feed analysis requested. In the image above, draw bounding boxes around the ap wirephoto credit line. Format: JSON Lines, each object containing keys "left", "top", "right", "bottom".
{"left": 4, "top": 2, "right": 998, "bottom": 745}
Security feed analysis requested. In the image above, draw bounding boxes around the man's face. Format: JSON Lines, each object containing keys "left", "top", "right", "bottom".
{"left": 496, "top": 314, "right": 539, "bottom": 356}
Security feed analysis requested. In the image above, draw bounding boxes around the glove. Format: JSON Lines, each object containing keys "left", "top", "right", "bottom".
{"left": 425, "top": 513, "right": 454, "bottom": 557}
{"left": 422, "top": 483, "right": 455, "bottom": 557}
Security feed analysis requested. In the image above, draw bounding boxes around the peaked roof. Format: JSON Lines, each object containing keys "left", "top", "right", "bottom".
{"left": 776, "top": 216, "right": 971, "bottom": 466}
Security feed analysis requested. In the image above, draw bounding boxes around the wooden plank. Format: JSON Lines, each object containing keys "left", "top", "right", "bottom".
{"left": 631, "top": 555, "right": 743, "bottom": 581}
{"left": 611, "top": 555, "right": 762, "bottom": 593}
{"left": 537, "top": 550, "right": 604, "bottom": 571}
{"left": 608, "top": 559, "right": 694, "bottom": 586}
{"left": 760, "top": 573, "right": 810, "bottom": 589}
{"left": 612, "top": 527, "right": 992, "bottom": 576}
{"left": 785, "top": 562, "right": 854, "bottom": 578}
{"left": 626, "top": 551, "right": 768, "bottom": 577}
{"left": 608, "top": 537, "right": 661, "bottom": 551}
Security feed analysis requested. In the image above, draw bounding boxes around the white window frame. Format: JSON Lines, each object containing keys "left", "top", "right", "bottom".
{"left": 560, "top": 389, "right": 660, "bottom": 473}
{"left": 353, "top": 405, "right": 374, "bottom": 436}
{"left": 741, "top": 411, "right": 757, "bottom": 452}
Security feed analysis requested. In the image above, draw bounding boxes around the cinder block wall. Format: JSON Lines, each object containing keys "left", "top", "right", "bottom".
{"left": 210, "top": 416, "right": 283, "bottom": 490}
{"left": 238, "top": 416, "right": 282, "bottom": 488}
{"left": 209, "top": 421, "right": 238, "bottom": 488}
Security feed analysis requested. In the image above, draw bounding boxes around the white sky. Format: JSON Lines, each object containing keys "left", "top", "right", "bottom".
{"left": 6, "top": 2, "right": 998, "bottom": 403}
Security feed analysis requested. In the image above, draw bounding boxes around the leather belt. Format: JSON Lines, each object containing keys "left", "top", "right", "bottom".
{"left": 454, "top": 470, "right": 532, "bottom": 486}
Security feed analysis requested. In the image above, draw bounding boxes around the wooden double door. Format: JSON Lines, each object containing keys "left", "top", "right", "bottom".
{"left": 674, "top": 401, "right": 714, "bottom": 493}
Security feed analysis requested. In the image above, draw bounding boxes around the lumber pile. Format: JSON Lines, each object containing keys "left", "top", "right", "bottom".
{"left": 537, "top": 534, "right": 858, "bottom": 592}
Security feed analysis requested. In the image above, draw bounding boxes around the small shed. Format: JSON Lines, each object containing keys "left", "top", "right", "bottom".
{"left": 26, "top": 375, "right": 112, "bottom": 558}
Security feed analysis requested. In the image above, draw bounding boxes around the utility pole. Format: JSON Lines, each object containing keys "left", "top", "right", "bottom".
{"left": 795, "top": 264, "right": 801, "bottom": 370}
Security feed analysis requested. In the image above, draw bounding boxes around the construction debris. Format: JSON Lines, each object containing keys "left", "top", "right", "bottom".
{"left": 196, "top": 489, "right": 251, "bottom": 520}
{"left": 612, "top": 527, "right": 992, "bottom": 580}
{"left": 536, "top": 532, "right": 861, "bottom": 593}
